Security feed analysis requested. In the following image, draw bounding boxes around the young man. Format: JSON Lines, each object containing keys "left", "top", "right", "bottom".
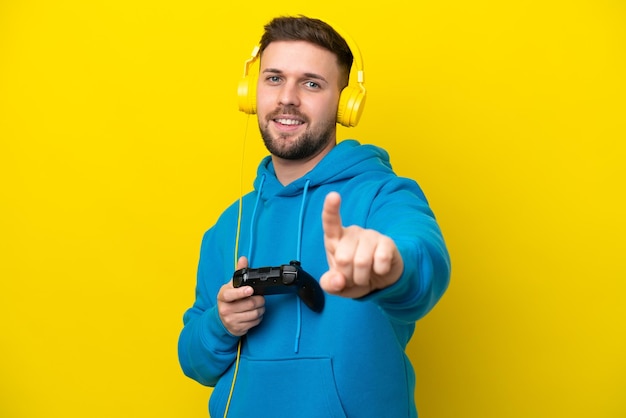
{"left": 178, "top": 15, "right": 451, "bottom": 417}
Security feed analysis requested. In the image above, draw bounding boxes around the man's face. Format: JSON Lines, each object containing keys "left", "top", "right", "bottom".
{"left": 256, "top": 40, "right": 343, "bottom": 161}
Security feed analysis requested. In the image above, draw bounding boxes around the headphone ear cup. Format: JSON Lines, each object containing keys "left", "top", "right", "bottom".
{"left": 337, "top": 85, "right": 366, "bottom": 127}
{"left": 238, "top": 73, "right": 257, "bottom": 114}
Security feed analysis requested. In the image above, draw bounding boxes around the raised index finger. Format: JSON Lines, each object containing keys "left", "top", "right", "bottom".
{"left": 322, "top": 192, "right": 343, "bottom": 240}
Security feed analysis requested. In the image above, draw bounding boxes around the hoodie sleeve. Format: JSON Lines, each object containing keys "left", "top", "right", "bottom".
{"left": 358, "top": 176, "right": 451, "bottom": 324}
{"left": 177, "top": 226, "right": 240, "bottom": 387}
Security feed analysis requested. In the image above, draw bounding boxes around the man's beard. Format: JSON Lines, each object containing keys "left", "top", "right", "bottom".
{"left": 259, "top": 108, "right": 336, "bottom": 160}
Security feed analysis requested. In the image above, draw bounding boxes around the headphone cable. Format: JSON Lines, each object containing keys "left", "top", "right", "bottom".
{"left": 223, "top": 112, "right": 251, "bottom": 418}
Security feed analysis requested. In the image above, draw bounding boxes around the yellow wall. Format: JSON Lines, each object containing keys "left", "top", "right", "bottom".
{"left": 1, "top": 1, "right": 624, "bottom": 417}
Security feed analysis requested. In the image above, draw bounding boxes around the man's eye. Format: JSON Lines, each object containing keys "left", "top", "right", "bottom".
{"left": 267, "top": 76, "right": 281, "bottom": 83}
{"left": 305, "top": 81, "right": 320, "bottom": 89}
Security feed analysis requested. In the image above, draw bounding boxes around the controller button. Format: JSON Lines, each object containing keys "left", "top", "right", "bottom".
{"left": 282, "top": 272, "right": 296, "bottom": 285}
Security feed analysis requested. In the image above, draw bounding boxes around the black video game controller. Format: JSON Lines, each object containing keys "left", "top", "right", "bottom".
{"left": 232, "top": 261, "right": 325, "bottom": 312}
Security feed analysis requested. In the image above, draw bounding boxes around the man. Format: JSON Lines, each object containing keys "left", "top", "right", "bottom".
{"left": 178, "top": 15, "right": 451, "bottom": 418}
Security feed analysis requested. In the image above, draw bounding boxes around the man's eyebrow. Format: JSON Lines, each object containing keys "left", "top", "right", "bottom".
{"left": 303, "top": 72, "right": 328, "bottom": 83}
{"left": 262, "top": 68, "right": 283, "bottom": 74}
{"left": 261, "top": 68, "right": 328, "bottom": 83}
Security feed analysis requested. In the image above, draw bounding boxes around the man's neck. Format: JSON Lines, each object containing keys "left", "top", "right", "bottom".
{"left": 272, "top": 141, "right": 336, "bottom": 185}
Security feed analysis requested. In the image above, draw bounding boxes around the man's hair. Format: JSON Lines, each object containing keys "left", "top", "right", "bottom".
{"left": 259, "top": 15, "right": 354, "bottom": 86}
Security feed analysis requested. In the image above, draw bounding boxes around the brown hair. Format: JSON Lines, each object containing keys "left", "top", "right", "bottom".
{"left": 259, "top": 15, "right": 354, "bottom": 86}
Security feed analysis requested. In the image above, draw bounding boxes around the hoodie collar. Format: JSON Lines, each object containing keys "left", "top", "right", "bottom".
{"left": 253, "top": 140, "right": 393, "bottom": 199}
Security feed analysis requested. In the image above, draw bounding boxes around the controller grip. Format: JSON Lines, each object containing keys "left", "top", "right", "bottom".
{"left": 294, "top": 266, "right": 325, "bottom": 313}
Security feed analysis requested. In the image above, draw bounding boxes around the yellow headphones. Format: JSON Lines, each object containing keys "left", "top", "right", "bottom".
{"left": 237, "top": 23, "right": 366, "bottom": 128}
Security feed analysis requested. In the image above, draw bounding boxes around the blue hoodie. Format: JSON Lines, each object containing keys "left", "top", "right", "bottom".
{"left": 178, "top": 140, "right": 451, "bottom": 418}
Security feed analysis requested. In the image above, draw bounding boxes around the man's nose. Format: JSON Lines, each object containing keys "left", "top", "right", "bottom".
{"left": 278, "top": 82, "right": 300, "bottom": 107}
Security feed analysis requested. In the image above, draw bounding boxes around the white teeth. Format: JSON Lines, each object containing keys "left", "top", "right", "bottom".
{"left": 276, "top": 118, "right": 303, "bottom": 126}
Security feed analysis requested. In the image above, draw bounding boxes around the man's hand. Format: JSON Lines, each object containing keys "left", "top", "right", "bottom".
{"left": 320, "top": 192, "right": 404, "bottom": 299}
{"left": 217, "top": 256, "right": 265, "bottom": 336}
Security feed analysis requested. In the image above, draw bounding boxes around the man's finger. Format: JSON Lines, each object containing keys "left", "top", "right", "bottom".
{"left": 322, "top": 192, "right": 343, "bottom": 241}
{"left": 320, "top": 270, "right": 347, "bottom": 293}
{"left": 236, "top": 256, "right": 248, "bottom": 270}
{"left": 221, "top": 284, "right": 254, "bottom": 303}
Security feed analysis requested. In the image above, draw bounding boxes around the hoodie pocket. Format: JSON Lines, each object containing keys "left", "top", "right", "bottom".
{"left": 212, "top": 356, "right": 347, "bottom": 418}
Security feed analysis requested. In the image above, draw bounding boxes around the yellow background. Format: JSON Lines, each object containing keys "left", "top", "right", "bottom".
{"left": 1, "top": 1, "right": 625, "bottom": 417}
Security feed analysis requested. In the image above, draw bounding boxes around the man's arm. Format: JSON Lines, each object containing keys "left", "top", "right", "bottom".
{"left": 178, "top": 241, "right": 264, "bottom": 386}
{"left": 321, "top": 186, "right": 451, "bottom": 323}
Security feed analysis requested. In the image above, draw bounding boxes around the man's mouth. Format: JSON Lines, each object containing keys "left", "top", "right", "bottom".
{"left": 274, "top": 118, "right": 304, "bottom": 126}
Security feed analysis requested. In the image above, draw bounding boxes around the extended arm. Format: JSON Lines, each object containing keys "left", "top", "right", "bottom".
{"left": 321, "top": 181, "right": 451, "bottom": 323}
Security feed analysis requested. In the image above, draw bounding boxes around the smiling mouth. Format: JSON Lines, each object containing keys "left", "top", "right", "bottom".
{"left": 274, "top": 118, "right": 304, "bottom": 126}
